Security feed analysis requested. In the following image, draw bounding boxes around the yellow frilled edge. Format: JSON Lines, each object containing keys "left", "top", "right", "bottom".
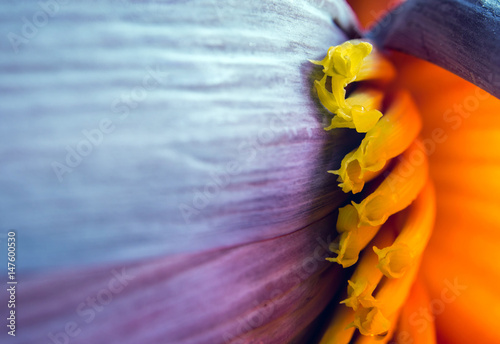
{"left": 314, "top": 41, "right": 435, "bottom": 343}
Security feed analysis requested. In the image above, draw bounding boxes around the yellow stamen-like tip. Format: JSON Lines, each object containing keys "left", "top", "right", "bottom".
{"left": 334, "top": 92, "right": 423, "bottom": 195}
{"left": 312, "top": 40, "right": 384, "bottom": 134}
{"left": 341, "top": 280, "right": 379, "bottom": 310}
{"left": 329, "top": 204, "right": 386, "bottom": 267}
{"left": 329, "top": 227, "right": 384, "bottom": 268}
{"left": 336, "top": 204, "right": 359, "bottom": 233}
{"left": 351, "top": 141, "right": 429, "bottom": 227}
{"left": 349, "top": 306, "right": 390, "bottom": 336}
{"left": 314, "top": 76, "right": 344, "bottom": 114}
{"left": 328, "top": 231, "right": 359, "bottom": 268}
{"left": 313, "top": 41, "right": 373, "bottom": 78}
{"left": 351, "top": 106, "right": 383, "bottom": 133}
{"left": 373, "top": 244, "right": 414, "bottom": 279}
{"left": 316, "top": 36, "right": 432, "bottom": 343}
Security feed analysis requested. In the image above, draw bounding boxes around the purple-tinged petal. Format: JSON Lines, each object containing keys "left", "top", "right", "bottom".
{"left": 368, "top": 0, "right": 500, "bottom": 97}
{"left": 15, "top": 212, "right": 343, "bottom": 344}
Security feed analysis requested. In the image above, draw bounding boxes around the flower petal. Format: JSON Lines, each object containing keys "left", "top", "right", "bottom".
{"left": 17, "top": 213, "right": 343, "bottom": 343}
{"left": 0, "top": 0, "right": 359, "bottom": 271}
{"left": 367, "top": 0, "right": 500, "bottom": 98}
{"left": 395, "top": 275, "right": 437, "bottom": 344}
{"left": 395, "top": 53, "right": 500, "bottom": 344}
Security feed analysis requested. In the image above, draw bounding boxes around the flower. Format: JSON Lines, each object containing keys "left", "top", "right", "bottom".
{"left": 318, "top": 1, "right": 500, "bottom": 343}
{"left": 2, "top": 0, "right": 499, "bottom": 344}
{"left": 312, "top": 38, "right": 435, "bottom": 341}
{"left": 388, "top": 51, "right": 500, "bottom": 344}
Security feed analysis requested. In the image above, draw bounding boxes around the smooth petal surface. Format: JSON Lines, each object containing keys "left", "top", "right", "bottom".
{"left": 13, "top": 213, "right": 344, "bottom": 344}
{"left": 367, "top": 0, "right": 500, "bottom": 98}
{"left": 395, "top": 275, "right": 437, "bottom": 344}
{"left": 0, "top": 0, "right": 359, "bottom": 271}
{"left": 392, "top": 51, "right": 500, "bottom": 344}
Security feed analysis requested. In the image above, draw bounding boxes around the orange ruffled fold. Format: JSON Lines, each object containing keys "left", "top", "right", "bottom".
{"left": 393, "top": 53, "right": 500, "bottom": 344}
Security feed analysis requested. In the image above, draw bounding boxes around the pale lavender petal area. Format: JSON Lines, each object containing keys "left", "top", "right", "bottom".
{"left": 0, "top": 0, "right": 360, "bottom": 343}
{"left": 0, "top": 0, "right": 359, "bottom": 271}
